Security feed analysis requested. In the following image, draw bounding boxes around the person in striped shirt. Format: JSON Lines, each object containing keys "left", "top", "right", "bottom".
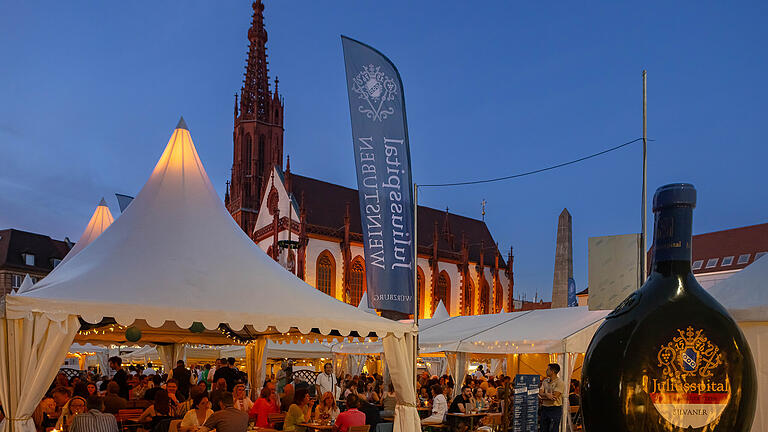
{"left": 70, "top": 396, "right": 119, "bottom": 432}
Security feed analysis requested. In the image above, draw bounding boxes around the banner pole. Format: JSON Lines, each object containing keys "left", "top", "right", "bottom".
{"left": 413, "top": 182, "right": 419, "bottom": 390}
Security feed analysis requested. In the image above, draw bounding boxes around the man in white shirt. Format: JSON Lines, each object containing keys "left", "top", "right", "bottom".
{"left": 422, "top": 384, "right": 447, "bottom": 424}
{"left": 142, "top": 362, "right": 157, "bottom": 376}
{"left": 315, "top": 363, "right": 338, "bottom": 399}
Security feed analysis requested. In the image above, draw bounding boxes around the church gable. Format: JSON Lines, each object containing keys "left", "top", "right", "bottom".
{"left": 253, "top": 166, "right": 300, "bottom": 238}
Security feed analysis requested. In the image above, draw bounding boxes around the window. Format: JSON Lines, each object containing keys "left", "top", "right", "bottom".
{"left": 705, "top": 258, "right": 718, "bottom": 268}
{"left": 494, "top": 279, "right": 504, "bottom": 313}
{"left": 737, "top": 254, "right": 751, "bottom": 265}
{"left": 434, "top": 271, "right": 450, "bottom": 312}
{"left": 692, "top": 260, "right": 703, "bottom": 270}
{"left": 721, "top": 256, "right": 734, "bottom": 266}
{"left": 52, "top": 258, "right": 62, "bottom": 268}
{"left": 11, "top": 274, "right": 23, "bottom": 288}
{"left": 755, "top": 252, "right": 767, "bottom": 261}
{"left": 316, "top": 251, "right": 335, "bottom": 296}
{"left": 349, "top": 258, "right": 366, "bottom": 306}
{"left": 462, "top": 278, "right": 474, "bottom": 316}
{"left": 479, "top": 278, "right": 490, "bottom": 314}
{"left": 22, "top": 253, "right": 34, "bottom": 266}
{"left": 417, "top": 267, "right": 426, "bottom": 318}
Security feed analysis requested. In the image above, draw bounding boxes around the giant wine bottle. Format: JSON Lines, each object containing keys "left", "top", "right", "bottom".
{"left": 581, "top": 183, "right": 756, "bottom": 431}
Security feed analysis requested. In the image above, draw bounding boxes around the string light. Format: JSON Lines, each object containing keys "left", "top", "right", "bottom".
{"left": 78, "top": 324, "right": 125, "bottom": 336}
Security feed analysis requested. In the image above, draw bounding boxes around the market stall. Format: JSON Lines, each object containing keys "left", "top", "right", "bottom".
{"left": 0, "top": 119, "right": 418, "bottom": 432}
{"left": 709, "top": 255, "right": 768, "bottom": 432}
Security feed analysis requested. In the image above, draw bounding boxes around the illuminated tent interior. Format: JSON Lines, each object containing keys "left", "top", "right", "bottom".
{"left": 709, "top": 255, "right": 768, "bottom": 432}
{"left": 1, "top": 118, "right": 419, "bottom": 432}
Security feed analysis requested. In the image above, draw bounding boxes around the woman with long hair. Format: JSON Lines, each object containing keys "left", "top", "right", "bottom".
{"left": 249, "top": 386, "right": 279, "bottom": 428}
{"left": 283, "top": 388, "right": 312, "bottom": 432}
{"left": 137, "top": 389, "right": 175, "bottom": 429}
{"left": 313, "top": 392, "right": 339, "bottom": 422}
{"left": 179, "top": 393, "right": 213, "bottom": 432}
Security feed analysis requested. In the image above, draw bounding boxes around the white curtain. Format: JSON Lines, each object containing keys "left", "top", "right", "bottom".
{"left": 422, "top": 357, "right": 446, "bottom": 378}
{"left": 558, "top": 353, "right": 577, "bottom": 432}
{"left": 490, "top": 358, "right": 505, "bottom": 377}
{"left": 445, "top": 352, "right": 468, "bottom": 398}
{"left": 333, "top": 354, "right": 346, "bottom": 377}
{"left": 346, "top": 355, "right": 366, "bottom": 377}
{"left": 382, "top": 333, "right": 420, "bottom": 432}
{"left": 245, "top": 338, "right": 268, "bottom": 398}
{"left": 96, "top": 352, "right": 110, "bottom": 377}
{"left": 741, "top": 323, "right": 767, "bottom": 432}
{"left": 0, "top": 313, "right": 79, "bottom": 432}
{"left": 157, "top": 344, "right": 186, "bottom": 373}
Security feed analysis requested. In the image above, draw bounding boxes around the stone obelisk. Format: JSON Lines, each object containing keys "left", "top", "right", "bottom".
{"left": 552, "top": 208, "right": 573, "bottom": 308}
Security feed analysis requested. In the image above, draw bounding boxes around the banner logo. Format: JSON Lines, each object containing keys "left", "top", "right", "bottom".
{"left": 647, "top": 326, "right": 729, "bottom": 428}
{"left": 352, "top": 64, "right": 398, "bottom": 122}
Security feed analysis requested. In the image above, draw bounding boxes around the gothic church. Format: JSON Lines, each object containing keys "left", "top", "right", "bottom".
{"left": 225, "top": 1, "right": 514, "bottom": 318}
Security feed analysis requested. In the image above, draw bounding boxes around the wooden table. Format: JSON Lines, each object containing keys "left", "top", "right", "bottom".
{"left": 298, "top": 422, "right": 335, "bottom": 431}
{"left": 445, "top": 412, "right": 487, "bottom": 430}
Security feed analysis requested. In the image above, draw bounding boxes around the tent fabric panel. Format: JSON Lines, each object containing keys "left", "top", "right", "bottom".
{"left": 709, "top": 256, "right": 768, "bottom": 322}
{"left": 382, "top": 333, "right": 420, "bottom": 432}
{"left": 0, "top": 314, "right": 79, "bottom": 432}
{"left": 741, "top": 323, "right": 767, "bottom": 432}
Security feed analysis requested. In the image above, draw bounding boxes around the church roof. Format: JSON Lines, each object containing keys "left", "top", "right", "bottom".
{"left": 290, "top": 174, "right": 505, "bottom": 266}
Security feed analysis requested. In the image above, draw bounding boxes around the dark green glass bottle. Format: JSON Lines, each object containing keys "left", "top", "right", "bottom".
{"left": 581, "top": 183, "right": 756, "bottom": 431}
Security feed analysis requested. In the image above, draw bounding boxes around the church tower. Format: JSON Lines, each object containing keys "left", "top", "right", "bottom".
{"left": 226, "top": 0, "right": 284, "bottom": 237}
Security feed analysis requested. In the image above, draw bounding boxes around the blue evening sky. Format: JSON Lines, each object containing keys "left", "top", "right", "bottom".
{"left": 1, "top": 1, "right": 766, "bottom": 301}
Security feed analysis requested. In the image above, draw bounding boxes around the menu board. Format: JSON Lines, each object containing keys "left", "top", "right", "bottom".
{"left": 513, "top": 374, "right": 540, "bottom": 432}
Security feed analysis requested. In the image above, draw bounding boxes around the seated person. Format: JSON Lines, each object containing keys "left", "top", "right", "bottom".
{"left": 180, "top": 393, "right": 214, "bottom": 432}
{"left": 232, "top": 383, "right": 253, "bottom": 413}
{"left": 102, "top": 382, "right": 128, "bottom": 414}
{"left": 313, "top": 392, "right": 340, "bottom": 422}
{"left": 137, "top": 389, "right": 176, "bottom": 430}
{"left": 55, "top": 396, "right": 87, "bottom": 431}
{"left": 449, "top": 386, "right": 473, "bottom": 413}
{"left": 249, "top": 387, "right": 279, "bottom": 428}
{"left": 421, "top": 385, "right": 447, "bottom": 424}
{"left": 284, "top": 388, "right": 312, "bottom": 432}
{"left": 199, "top": 392, "right": 249, "bottom": 432}
{"left": 334, "top": 394, "right": 365, "bottom": 432}
{"left": 70, "top": 396, "right": 118, "bottom": 432}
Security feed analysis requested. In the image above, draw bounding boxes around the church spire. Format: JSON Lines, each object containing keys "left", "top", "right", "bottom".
{"left": 240, "top": 0, "right": 271, "bottom": 122}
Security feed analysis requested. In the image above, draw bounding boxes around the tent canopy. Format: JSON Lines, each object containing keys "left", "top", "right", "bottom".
{"left": 61, "top": 198, "right": 114, "bottom": 264}
{"left": 709, "top": 255, "right": 768, "bottom": 322}
{"left": 419, "top": 306, "right": 610, "bottom": 354}
{"left": 4, "top": 119, "right": 410, "bottom": 344}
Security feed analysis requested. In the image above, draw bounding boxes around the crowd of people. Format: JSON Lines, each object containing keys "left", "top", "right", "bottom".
{"left": 32, "top": 358, "right": 399, "bottom": 432}
{"left": 29, "top": 355, "right": 580, "bottom": 432}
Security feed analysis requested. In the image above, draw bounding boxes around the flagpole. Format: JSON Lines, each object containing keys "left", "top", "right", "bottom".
{"left": 413, "top": 182, "right": 419, "bottom": 390}
{"left": 640, "top": 70, "right": 648, "bottom": 286}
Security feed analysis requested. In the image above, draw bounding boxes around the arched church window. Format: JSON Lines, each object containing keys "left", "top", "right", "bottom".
{"left": 494, "top": 279, "right": 503, "bottom": 313}
{"left": 479, "top": 277, "right": 490, "bottom": 314}
{"left": 349, "top": 258, "right": 366, "bottom": 306}
{"left": 463, "top": 278, "right": 475, "bottom": 316}
{"left": 316, "top": 251, "right": 335, "bottom": 297}
{"left": 258, "top": 135, "right": 266, "bottom": 180}
{"left": 434, "top": 271, "right": 450, "bottom": 312}
{"left": 417, "top": 266, "right": 426, "bottom": 318}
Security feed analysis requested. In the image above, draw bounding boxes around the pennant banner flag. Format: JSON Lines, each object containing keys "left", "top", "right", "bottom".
{"left": 342, "top": 36, "right": 415, "bottom": 314}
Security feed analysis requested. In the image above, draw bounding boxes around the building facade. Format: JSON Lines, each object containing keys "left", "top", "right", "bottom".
{"left": 225, "top": 1, "right": 514, "bottom": 318}
{"left": 0, "top": 229, "right": 71, "bottom": 296}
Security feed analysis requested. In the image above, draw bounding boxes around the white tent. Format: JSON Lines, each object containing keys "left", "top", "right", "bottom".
{"left": 61, "top": 198, "right": 114, "bottom": 263}
{"left": 0, "top": 119, "right": 419, "bottom": 432}
{"left": 709, "top": 255, "right": 768, "bottom": 432}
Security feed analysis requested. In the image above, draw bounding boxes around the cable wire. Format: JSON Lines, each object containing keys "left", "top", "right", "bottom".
{"left": 419, "top": 137, "right": 646, "bottom": 188}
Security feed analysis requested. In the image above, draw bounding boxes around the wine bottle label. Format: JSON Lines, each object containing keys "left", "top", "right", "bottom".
{"left": 645, "top": 326, "right": 730, "bottom": 428}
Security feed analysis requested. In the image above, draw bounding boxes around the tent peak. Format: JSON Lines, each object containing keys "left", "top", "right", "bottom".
{"left": 176, "top": 116, "right": 188, "bottom": 131}
{"left": 98, "top": 197, "right": 108, "bottom": 207}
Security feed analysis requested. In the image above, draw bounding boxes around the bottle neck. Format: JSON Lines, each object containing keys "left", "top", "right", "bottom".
{"left": 650, "top": 206, "right": 693, "bottom": 275}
